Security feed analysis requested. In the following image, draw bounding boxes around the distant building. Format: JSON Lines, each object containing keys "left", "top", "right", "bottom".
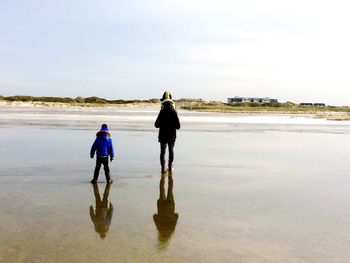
{"left": 300, "top": 103, "right": 326, "bottom": 106}
{"left": 227, "top": 96, "right": 278, "bottom": 104}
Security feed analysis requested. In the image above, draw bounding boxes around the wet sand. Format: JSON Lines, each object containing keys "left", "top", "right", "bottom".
{"left": 0, "top": 106, "right": 350, "bottom": 262}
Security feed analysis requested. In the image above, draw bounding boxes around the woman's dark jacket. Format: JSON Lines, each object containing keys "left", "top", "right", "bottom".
{"left": 155, "top": 107, "right": 180, "bottom": 143}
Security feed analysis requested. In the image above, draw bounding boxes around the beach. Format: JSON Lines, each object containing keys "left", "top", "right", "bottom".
{"left": 0, "top": 105, "right": 350, "bottom": 263}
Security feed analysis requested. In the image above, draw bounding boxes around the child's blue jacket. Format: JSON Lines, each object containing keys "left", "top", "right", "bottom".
{"left": 90, "top": 131, "right": 115, "bottom": 158}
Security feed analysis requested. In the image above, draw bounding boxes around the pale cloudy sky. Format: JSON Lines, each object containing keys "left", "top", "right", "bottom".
{"left": 1, "top": 0, "right": 350, "bottom": 105}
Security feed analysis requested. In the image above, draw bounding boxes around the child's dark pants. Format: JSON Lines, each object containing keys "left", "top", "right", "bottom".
{"left": 93, "top": 156, "right": 111, "bottom": 181}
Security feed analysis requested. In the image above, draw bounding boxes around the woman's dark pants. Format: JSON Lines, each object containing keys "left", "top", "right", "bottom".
{"left": 160, "top": 141, "right": 175, "bottom": 165}
{"left": 93, "top": 156, "right": 111, "bottom": 181}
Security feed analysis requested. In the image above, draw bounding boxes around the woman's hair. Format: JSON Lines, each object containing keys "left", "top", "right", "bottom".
{"left": 161, "top": 101, "right": 175, "bottom": 111}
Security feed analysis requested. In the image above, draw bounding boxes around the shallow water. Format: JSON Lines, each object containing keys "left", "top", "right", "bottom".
{"left": 0, "top": 107, "right": 350, "bottom": 262}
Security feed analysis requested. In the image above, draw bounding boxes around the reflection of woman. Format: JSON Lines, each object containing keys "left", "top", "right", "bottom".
{"left": 89, "top": 183, "right": 113, "bottom": 239}
{"left": 153, "top": 175, "right": 179, "bottom": 249}
{"left": 155, "top": 91, "right": 181, "bottom": 173}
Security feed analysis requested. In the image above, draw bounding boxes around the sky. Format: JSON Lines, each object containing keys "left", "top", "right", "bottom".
{"left": 1, "top": 0, "right": 350, "bottom": 105}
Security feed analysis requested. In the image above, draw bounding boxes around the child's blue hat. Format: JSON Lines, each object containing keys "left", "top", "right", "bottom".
{"left": 101, "top": 124, "right": 109, "bottom": 131}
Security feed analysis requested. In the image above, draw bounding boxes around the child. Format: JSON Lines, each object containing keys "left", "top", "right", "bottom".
{"left": 90, "top": 124, "right": 115, "bottom": 184}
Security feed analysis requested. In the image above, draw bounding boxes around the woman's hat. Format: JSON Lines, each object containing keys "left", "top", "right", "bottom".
{"left": 160, "top": 91, "right": 174, "bottom": 104}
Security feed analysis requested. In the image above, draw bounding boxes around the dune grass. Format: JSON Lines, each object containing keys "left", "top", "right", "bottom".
{"left": 181, "top": 101, "right": 350, "bottom": 114}
{"left": 0, "top": 95, "right": 159, "bottom": 106}
{"left": 1, "top": 95, "right": 349, "bottom": 117}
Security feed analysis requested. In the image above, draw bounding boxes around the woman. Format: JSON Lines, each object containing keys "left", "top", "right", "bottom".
{"left": 155, "top": 91, "right": 181, "bottom": 173}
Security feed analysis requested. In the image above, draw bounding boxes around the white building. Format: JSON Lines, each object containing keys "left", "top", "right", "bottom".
{"left": 227, "top": 96, "right": 278, "bottom": 104}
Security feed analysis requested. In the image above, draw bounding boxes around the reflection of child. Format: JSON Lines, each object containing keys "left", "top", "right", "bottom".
{"left": 90, "top": 124, "right": 114, "bottom": 184}
{"left": 89, "top": 183, "right": 113, "bottom": 239}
